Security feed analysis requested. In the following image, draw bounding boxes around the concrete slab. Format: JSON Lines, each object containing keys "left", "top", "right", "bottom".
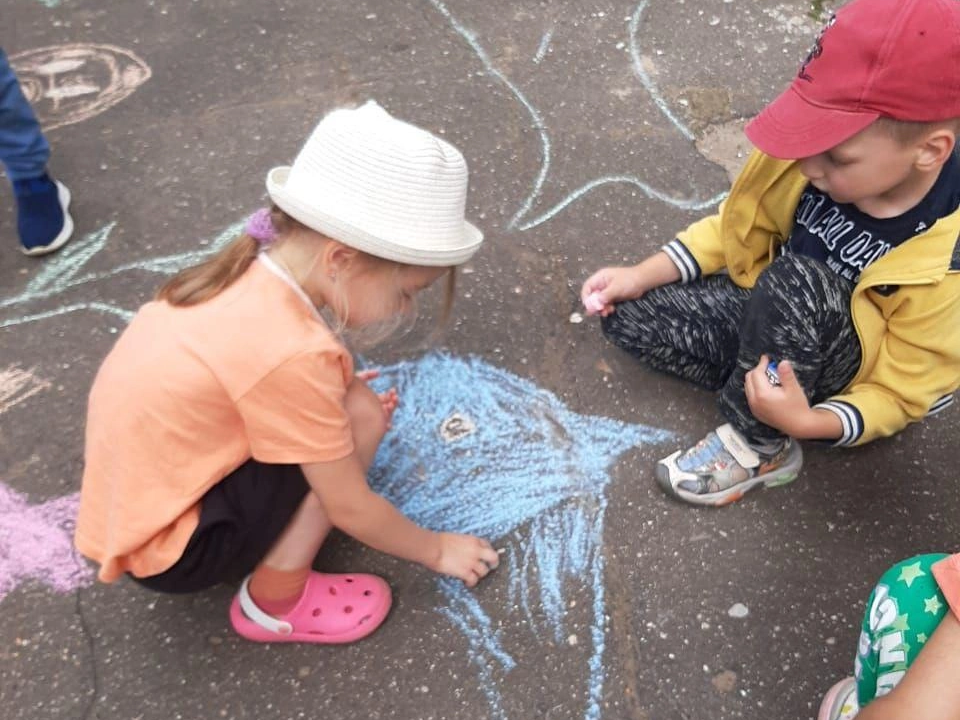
{"left": 3, "top": 1, "right": 956, "bottom": 720}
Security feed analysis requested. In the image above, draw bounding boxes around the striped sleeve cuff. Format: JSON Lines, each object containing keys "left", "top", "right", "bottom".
{"left": 814, "top": 400, "right": 864, "bottom": 446}
{"left": 927, "top": 393, "right": 954, "bottom": 416}
{"left": 662, "top": 239, "right": 701, "bottom": 283}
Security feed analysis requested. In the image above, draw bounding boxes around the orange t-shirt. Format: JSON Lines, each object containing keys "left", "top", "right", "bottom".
{"left": 933, "top": 553, "right": 960, "bottom": 619}
{"left": 75, "top": 257, "right": 355, "bottom": 582}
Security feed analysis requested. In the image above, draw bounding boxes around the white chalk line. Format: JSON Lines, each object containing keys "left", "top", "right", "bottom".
{"left": 0, "top": 302, "right": 135, "bottom": 330}
{"left": 0, "top": 222, "right": 243, "bottom": 329}
{"left": 428, "top": 0, "right": 724, "bottom": 232}
{"left": 533, "top": 27, "right": 553, "bottom": 64}
{"left": 629, "top": 0, "right": 694, "bottom": 141}
{"left": 0, "top": 366, "right": 52, "bottom": 415}
{"left": 425, "top": 0, "right": 551, "bottom": 232}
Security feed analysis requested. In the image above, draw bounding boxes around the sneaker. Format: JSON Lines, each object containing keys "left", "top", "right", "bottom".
{"left": 655, "top": 423, "right": 803, "bottom": 506}
{"left": 818, "top": 677, "right": 859, "bottom": 720}
{"left": 14, "top": 173, "right": 74, "bottom": 256}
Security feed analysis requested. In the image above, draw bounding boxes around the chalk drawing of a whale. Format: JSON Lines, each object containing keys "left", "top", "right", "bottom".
{"left": 368, "top": 353, "right": 674, "bottom": 720}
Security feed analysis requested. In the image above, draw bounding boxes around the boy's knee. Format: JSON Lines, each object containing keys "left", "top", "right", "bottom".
{"left": 344, "top": 380, "right": 388, "bottom": 444}
{"left": 600, "top": 303, "right": 649, "bottom": 349}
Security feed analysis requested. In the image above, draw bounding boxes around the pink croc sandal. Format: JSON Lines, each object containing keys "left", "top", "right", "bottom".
{"left": 229, "top": 571, "right": 392, "bottom": 644}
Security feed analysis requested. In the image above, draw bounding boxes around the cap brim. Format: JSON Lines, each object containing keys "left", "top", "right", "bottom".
{"left": 745, "top": 85, "right": 879, "bottom": 159}
{"left": 265, "top": 166, "right": 483, "bottom": 266}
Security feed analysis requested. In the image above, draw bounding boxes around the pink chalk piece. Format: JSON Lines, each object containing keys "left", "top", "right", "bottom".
{"left": 584, "top": 292, "right": 605, "bottom": 314}
{"left": 0, "top": 483, "right": 92, "bottom": 602}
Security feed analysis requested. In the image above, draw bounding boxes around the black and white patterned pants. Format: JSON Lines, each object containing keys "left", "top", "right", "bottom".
{"left": 601, "top": 253, "right": 862, "bottom": 443}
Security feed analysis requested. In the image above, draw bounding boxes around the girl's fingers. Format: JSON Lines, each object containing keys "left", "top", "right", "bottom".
{"left": 478, "top": 543, "right": 500, "bottom": 568}
{"left": 473, "top": 561, "right": 491, "bottom": 579}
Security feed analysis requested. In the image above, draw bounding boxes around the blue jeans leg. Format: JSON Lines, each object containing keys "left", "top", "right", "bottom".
{"left": 0, "top": 47, "right": 50, "bottom": 182}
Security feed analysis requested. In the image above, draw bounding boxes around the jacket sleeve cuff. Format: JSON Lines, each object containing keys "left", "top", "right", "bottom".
{"left": 814, "top": 400, "right": 864, "bottom": 446}
{"left": 662, "top": 239, "right": 701, "bottom": 283}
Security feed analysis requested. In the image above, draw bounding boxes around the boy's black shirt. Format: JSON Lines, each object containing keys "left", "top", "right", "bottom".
{"left": 787, "top": 151, "right": 960, "bottom": 282}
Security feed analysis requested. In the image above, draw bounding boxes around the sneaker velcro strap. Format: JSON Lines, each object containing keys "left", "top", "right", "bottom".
{"left": 715, "top": 424, "right": 760, "bottom": 469}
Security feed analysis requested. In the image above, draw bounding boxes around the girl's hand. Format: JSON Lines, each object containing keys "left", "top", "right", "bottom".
{"left": 744, "top": 356, "right": 813, "bottom": 436}
{"left": 355, "top": 369, "right": 399, "bottom": 428}
{"left": 580, "top": 267, "right": 646, "bottom": 317}
{"left": 431, "top": 532, "right": 500, "bottom": 587}
{"left": 355, "top": 369, "right": 380, "bottom": 383}
{"left": 377, "top": 387, "right": 399, "bottom": 428}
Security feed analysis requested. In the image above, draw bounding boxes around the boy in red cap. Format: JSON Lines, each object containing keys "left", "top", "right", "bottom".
{"left": 580, "top": 0, "right": 960, "bottom": 506}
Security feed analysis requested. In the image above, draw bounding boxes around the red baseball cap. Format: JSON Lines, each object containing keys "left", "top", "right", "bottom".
{"left": 745, "top": 0, "right": 960, "bottom": 159}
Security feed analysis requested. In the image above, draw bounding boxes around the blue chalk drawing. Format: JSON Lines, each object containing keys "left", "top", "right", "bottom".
{"left": 367, "top": 353, "right": 674, "bottom": 720}
{"left": 426, "top": 0, "right": 727, "bottom": 231}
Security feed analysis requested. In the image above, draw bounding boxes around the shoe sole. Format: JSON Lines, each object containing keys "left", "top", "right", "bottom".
{"left": 655, "top": 442, "right": 803, "bottom": 507}
{"left": 817, "top": 677, "right": 857, "bottom": 720}
{"left": 20, "top": 181, "right": 74, "bottom": 257}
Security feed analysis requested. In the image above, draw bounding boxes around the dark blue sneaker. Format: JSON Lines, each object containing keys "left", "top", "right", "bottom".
{"left": 13, "top": 173, "right": 74, "bottom": 256}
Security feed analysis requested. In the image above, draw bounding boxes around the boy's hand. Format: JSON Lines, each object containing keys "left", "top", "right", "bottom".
{"left": 430, "top": 532, "right": 500, "bottom": 587}
{"left": 581, "top": 252, "right": 683, "bottom": 316}
{"left": 744, "top": 355, "right": 813, "bottom": 436}
{"left": 580, "top": 267, "right": 645, "bottom": 317}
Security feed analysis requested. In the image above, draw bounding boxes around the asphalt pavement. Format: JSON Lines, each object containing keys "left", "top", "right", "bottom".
{"left": 3, "top": 1, "right": 956, "bottom": 719}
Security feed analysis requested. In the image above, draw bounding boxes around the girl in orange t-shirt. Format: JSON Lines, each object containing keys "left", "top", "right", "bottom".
{"left": 75, "top": 101, "right": 499, "bottom": 644}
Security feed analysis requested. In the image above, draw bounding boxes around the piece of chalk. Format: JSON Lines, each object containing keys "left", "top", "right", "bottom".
{"left": 585, "top": 292, "right": 605, "bottom": 314}
{"left": 765, "top": 361, "right": 781, "bottom": 387}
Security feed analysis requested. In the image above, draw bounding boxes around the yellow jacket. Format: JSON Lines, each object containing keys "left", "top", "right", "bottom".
{"left": 663, "top": 150, "right": 960, "bottom": 446}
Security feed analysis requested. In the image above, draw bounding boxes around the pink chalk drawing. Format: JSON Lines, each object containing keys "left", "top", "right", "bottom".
{"left": 0, "top": 365, "right": 51, "bottom": 416}
{"left": 10, "top": 43, "right": 152, "bottom": 131}
{"left": 0, "top": 484, "right": 92, "bottom": 602}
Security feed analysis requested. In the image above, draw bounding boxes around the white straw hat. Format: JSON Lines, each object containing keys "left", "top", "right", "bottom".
{"left": 266, "top": 101, "right": 483, "bottom": 266}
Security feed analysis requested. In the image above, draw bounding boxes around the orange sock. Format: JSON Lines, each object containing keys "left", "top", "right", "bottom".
{"left": 247, "top": 565, "right": 311, "bottom": 616}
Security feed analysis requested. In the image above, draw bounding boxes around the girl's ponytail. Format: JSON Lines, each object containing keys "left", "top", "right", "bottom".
{"left": 157, "top": 206, "right": 296, "bottom": 307}
{"left": 156, "top": 233, "right": 259, "bottom": 307}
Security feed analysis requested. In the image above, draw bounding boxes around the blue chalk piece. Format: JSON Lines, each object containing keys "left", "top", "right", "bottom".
{"left": 765, "top": 360, "right": 782, "bottom": 387}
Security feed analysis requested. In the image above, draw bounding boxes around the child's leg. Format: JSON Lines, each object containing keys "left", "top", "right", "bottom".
{"left": 656, "top": 254, "right": 858, "bottom": 505}
{"left": 0, "top": 48, "right": 50, "bottom": 181}
{"left": 248, "top": 378, "right": 388, "bottom": 609}
{"left": 854, "top": 554, "right": 950, "bottom": 707}
{"left": 718, "top": 253, "right": 861, "bottom": 444}
{"left": 600, "top": 274, "right": 750, "bottom": 391}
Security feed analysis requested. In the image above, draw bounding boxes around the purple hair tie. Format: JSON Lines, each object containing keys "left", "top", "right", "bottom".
{"left": 245, "top": 208, "right": 277, "bottom": 244}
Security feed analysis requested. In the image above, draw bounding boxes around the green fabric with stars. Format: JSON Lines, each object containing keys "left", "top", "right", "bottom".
{"left": 856, "top": 554, "right": 949, "bottom": 707}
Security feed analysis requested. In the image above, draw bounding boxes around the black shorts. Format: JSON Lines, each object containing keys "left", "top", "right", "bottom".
{"left": 131, "top": 460, "right": 310, "bottom": 594}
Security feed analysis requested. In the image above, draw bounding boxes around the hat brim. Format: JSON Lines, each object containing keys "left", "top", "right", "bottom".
{"left": 745, "top": 86, "right": 879, "bottom": 159}
{"left": 266, "top": 166, "right": 483, "bottom": 267}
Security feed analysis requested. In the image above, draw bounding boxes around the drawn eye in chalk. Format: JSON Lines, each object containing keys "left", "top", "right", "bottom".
{"left": 10, "top": 44, "right": 152, "bottom": 131}
{"left": 439, "top": 412, "right": 476, "bottom": 443}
